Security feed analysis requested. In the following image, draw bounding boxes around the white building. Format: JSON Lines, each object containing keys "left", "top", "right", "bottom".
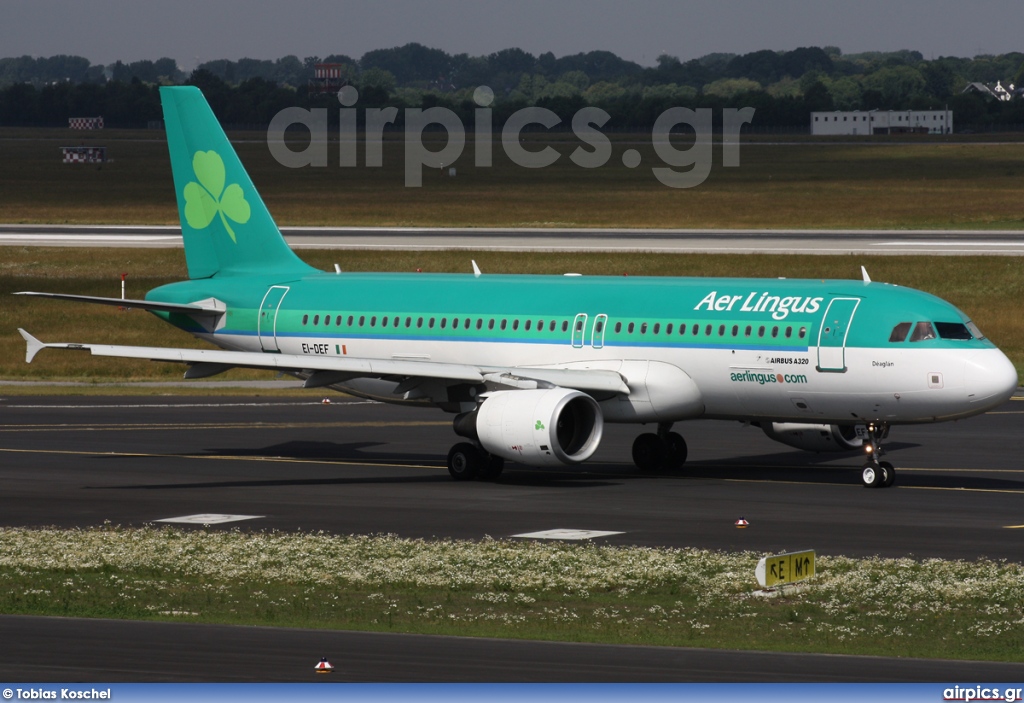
{"left": 811, "top": 110, "right": 952, "bottom": 135}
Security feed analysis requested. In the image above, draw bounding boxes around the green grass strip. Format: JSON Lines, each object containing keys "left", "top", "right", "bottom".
{"left": 1, "top": 525, "right": 1022, "bottom": 661}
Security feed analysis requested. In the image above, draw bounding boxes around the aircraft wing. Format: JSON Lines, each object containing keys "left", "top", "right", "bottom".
{"left": 14, "top": 292, "right": 224, "bottom": 315}
{"left": 17, "top": 330, "right": 630, "bottom": 395}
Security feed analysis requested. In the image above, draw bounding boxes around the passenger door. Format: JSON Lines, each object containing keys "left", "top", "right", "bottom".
{"left": 258, "top": 286, "right": 289, "bottom": 352}
{"left": 816, "top": 297, "right": 859, "bottom": 372}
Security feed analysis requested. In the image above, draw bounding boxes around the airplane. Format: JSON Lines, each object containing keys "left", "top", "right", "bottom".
{"left": 16, "top": 86, "right": 1019, "bottom": 488}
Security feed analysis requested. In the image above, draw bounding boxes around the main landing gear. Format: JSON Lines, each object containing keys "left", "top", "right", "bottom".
{"left": 447, "top": 442, "right": 505, "bottom": 482}
{"left": 632, "top": 423, "right": 688, "bottom": 472}
{"left": 860, "top": 422, "right": 896, "bottom": 488}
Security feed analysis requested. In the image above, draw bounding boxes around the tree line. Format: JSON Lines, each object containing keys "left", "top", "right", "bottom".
{"left": 2, "top": 46, "right": 1023, "bottom": 130}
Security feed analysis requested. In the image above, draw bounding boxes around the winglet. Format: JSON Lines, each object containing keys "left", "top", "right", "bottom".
{"left": 472, "top": 260, "right": 482, "bottom": 278}
{"left": 861, "top": 266, "right": 871, "bottom": 283}
{"left": 19, "top": 328, "right": 46, "bottom": 364}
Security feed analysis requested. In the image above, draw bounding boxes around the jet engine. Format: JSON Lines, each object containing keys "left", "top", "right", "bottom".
{"left": 454, "top": 388, "right": 603, "bottom": 467}
{"left": 761, "top": 422, "right": 865, "bottom": 453}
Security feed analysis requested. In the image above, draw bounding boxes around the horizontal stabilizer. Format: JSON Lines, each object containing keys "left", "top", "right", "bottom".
{"left": 18, "top": 328, "right": 46, "bottom": 364}
{"left": 14, "top": 292, "right": 224, "bottom": 315}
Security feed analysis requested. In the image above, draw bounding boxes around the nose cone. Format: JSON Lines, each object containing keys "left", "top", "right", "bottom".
{"left": 965, "top": 349, "right": 1019, "bottom": 410}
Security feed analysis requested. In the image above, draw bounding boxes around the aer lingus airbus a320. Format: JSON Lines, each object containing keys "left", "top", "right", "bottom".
{"left": 17, "top": 87, "right": 1019, "bottom": 487}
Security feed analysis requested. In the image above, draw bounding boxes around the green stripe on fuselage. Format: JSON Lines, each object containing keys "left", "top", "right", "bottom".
{"left": 147, "top": 273, "right": 995, "bottom": 351}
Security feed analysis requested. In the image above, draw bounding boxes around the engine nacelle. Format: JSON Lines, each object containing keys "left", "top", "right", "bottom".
{"left": 761, "top": 422, "right": 865, "bottom": 453}
{"left": 468, "top": 388, "right": 604, "bottom": 467}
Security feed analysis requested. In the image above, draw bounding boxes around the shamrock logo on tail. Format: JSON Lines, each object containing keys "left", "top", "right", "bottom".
{"left": 183, "top": 151, "right": 250, "bottom": 242}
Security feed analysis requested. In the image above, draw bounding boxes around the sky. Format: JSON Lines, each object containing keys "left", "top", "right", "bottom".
{"left": 3, "top": 0, "right": 1022, "bottom": 69}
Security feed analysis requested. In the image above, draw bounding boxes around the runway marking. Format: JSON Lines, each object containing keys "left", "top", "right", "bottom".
{"left": 156, "top": 514, "right": 264, "bottom": 524}
{"left": 900, "top": 486, "right": 1024, "bottom": 495}
{"left": 513, "top": 529, "right": 625, "bottom": 540}
{"left": 0, "top": 447, "right": 443, "bottom": 471}
{"left": 0, "top": 401, "right": 377, "bottom": 409}
{"left": 0, "top": 420, "right": 450, "bottom": 432}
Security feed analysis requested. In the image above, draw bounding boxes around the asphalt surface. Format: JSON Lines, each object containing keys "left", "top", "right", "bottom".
{"left": 3, "top": 224, "right": 1024, "bottom": 255}
{"left": 1, "top": 393, "right": 1023, "bottom": 681}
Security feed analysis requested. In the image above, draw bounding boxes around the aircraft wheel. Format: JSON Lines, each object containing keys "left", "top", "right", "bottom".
{"left": 664, "top": 432, "right": 688, "bottom": 470}
{"left": 861, "top": 462, "right": 884, "bottom": 488}
{"left": 448, "top": 442, "right": 483, "bottom": 481}
{"left": 477, "top": 454, "right": 505, "bottom": 482}
{"left": 879, "top": 461, "right": 896, "bottom": 488}
{"left": 632, "top": 433, "right": 666, "bottom": 471}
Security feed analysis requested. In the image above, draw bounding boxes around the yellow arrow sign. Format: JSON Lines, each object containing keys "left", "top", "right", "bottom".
{"left": 756, "top": 550, "right": 815, "bottom": 589}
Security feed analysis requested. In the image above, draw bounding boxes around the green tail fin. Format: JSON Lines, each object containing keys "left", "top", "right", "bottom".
{"left": 160, "top": 86, "right": 315, "bottom": 279}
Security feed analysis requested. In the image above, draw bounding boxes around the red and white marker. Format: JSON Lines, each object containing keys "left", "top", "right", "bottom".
{"left": 735, "top": 518, "right": 750, "bottom": 528}
{"left": 315, "top": 657, "right": 334, "bottom": 674}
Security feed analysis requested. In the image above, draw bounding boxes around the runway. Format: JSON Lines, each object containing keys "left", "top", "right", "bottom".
{"left": 2, "top": 394, "right": 1022, "bottom": 559}
{"left": 3, "top": 224, "right": 1024, "bottom": 255}
{"left": 2, "top": 393, "right": 1023, "bottom": 681}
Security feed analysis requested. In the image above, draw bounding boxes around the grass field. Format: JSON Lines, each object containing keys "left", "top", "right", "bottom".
{"left": 1, "top": 526, "right": 1022, "bottom": 662}
{"left": 2, "top": 128, "right": 1024, "bottom": 229}
{"left": 2, "top": 247, "right": 1022, "bottom": 384}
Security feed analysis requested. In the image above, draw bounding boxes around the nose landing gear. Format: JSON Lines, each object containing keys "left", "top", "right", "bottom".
{"left": 860, "top": 423, "right": 895, "bottom": 488}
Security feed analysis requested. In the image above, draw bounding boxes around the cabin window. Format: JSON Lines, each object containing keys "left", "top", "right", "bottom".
{"left": 935, "top": 322, "right": 973, "bottom": 340}
{"left": 595, "top": 320, "right": 604, "bottom": 333}
{"left": 758, "top": 325, "right": 765, "bottom": 337}
{"left": 909, "top": 321, "right": 937, "bottom": 342}
{"left": 550, "top": 321, "right": 557, "bottom": 332}
{"left": 451, "top": 317, "right": 458, "bottom": 328}
{"left": 358, "top": 316, "right": 365, "bottom": 327}
{"left": 562, "top": 321, "right": 568, "bottom": 332}
{"left": 464, "top": 319, "right": 471, "bottom": 329}
{"left": 745, "top": 325, "right": 752, "bottom": 337}
{"left": 369, "top": 316, "right": 376, "bottom": 327}
{"left": 575, "top": 319, "right": 583, "bottom": 332}
{"left": 785, "top": 326, "right": 792, "bottom": 338}
{"left": 653, "top": 323, "right": 660, "bottom": 334}
{"left": 313, "top": 315, "right": 320, "bottom": 325}
{"left": 705, "top": 324, "right": 712, "bottom": 336}
{"left": 628, "top": 322, "right": 635, "bottom": 334}
{"left": 615, "top": 322, "right": 622, "bottom": 333}
{"left": 640, "top": 322, "right": 648, "bottom": 335}
{"left": 324, "top": 315, "right": 331, "bottom": 327}
{"left": 798, "top": 326, "right": 807, "bottom": 339}
{"left": 889, "top": 322, "right": 912, "bottom": 342}
{"left": 488, "top": 319, "right": 495, "bottom": 330}
{"left": 513, "top": 319, "right": 519, "bottom": 331}
{"left": 335, "top": 315, "right": 342, "bottom": 326}
{"left": 440, "top": 318, "right": 447, "bottom": 329}
{"left": 500, "top": 319, "right": 508, "bottom": 330}
{"left": 429, "top": 318, "right": 435, "bottom": 328}
{"left": 405, "top": 317, "right": 412, "bottom": 328}
{"left": 732, "top": 325, "right": 739, "bottom": 337}
{"left": 718, "top": 324, "right": 725, "bottom": 336}
{"left": 771, "top": 326, "right": 779, "bottom": 338}
{"left": 692, "top": 324, "right": 699, "bottom": 335}
{"left": 347, "top": 315, "right": 354, "bottom": 326}
{"left": 678, "top": 323, "right": 686, "bottom": 335}
{"left": 476, "top": 319, "right": 483, "bottom": 330}
{"left": 666, "top": 323, "right": 673, "bottom": 335}
{"left": 300, "top": 314, "right": 308, "bottom": 325}
{"left": 536, "top": 319, "right": 543, "bottom": 330}
{"left": 525, "top": 320, "right": 531, "bottom": 331}
{"left": 417, "top": 317, "right": 423, "bottom": 328}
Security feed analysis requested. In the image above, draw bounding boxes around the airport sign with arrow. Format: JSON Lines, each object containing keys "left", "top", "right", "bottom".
{"left": 755, "top": 549, "right": 816, "bottom": 589}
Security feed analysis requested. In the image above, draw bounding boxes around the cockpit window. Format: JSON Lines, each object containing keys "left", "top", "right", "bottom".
{"left": 908, "top": 321, "right": 937, "bottom": 342}
{"left": 966, "top": 321, "right": 986, "bottom": 340}
{"left": 935, "top": 322, "right": 973, "bottom": 340}
{"left": 888, "top": 322, "right": 912, "bottom": 342}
